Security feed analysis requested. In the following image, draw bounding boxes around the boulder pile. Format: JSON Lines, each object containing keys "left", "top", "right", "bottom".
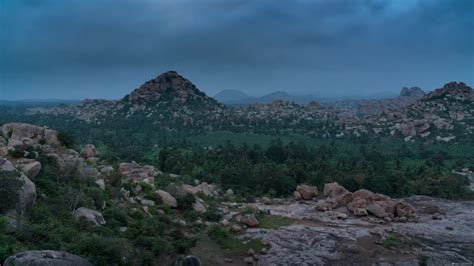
{"left": 296, "top": 182, "right": 417, "bottom": 222}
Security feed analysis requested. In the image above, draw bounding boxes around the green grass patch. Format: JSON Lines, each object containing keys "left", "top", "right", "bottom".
{"left": 383, "top": 234, "right": 400, "bottom": 248}
{"left": 258, "top": 215, "right": 293, "bottom": 229}
{"left": 207, "top": 226, "right": 264, "bottom": 256}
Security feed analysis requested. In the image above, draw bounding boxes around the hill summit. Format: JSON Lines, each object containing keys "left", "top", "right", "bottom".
{"left": 124, "top": 71, "right": 218, "bottom": 106}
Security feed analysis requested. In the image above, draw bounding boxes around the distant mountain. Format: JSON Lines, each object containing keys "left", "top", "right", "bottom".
{"left": 0, "top": 99, "right": 80, "bottom": 107}
{"left": 218, "top": 90, "right": 320, "bottom": 106}
{"left": 213, "top": 90, "right": 249, "bottom": 103}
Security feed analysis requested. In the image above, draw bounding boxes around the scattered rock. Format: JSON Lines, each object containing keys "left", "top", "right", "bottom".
{"left": 244, "top": 257, "right": 254, "bottom": 264}
{"left": 226, "top": 189, "right": 234, "bottom": 196}
{"left": 156, "top": 189, "right": 178, "bottom": 208}
{"left": 247, "top": 248, "right": 255, "bottom": 256}
{"left": 353, "top": 208, "right": 368, "bottom": 216}
{"left": 231, "top": 224, "right": 242, "bottom": 233}
{"left": 95, "top": 179, "right": 105, "bottom": 190}
{"left": 432, "top": 213, "right": 443, "bottom": 220}
{"left": 140, "top": 199, "right": 156, "bottom": 207}
{"left": 193, "top": 200, "right": 207, "bottom": 214}
{"left": 242, "top": 214, "right": 259, "bottom": 227}
{"left": 73, "top": 207, "right": 106, "bottom": 226}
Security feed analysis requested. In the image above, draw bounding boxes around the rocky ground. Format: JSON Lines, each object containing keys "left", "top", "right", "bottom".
{"left": 244, "top": 196, "right": 474, "bottom": 265}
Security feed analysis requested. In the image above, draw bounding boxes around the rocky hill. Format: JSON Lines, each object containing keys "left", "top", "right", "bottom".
{"left": 12, "top": 72, "right": 473, "bottom": 143}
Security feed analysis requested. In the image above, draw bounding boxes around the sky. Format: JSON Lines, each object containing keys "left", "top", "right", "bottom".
{"left": 0, "top": 0, "right": 473, "bottom": 100}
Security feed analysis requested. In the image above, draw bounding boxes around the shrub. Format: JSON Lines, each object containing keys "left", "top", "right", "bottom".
{"left": 57, "top": 131, "right": 75, "bottom": 148}
{"left": 0, "top": 171, "right": 21, "bottom": 214}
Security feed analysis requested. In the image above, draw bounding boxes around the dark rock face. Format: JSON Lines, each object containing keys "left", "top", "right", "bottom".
{"left": 426, "top": 82, "right": 473, "bottom": 101}
{"left": 125, "top": 71, "right": 219, "bottom": 106}
{"left": 4, "top": 250, "right": 92, "bottom": 266}
{"left": 400, "top": 86, "right": 425, "bottom": 97}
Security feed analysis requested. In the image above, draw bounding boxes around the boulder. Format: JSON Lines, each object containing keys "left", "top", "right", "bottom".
{"left": 0, "top": 157, "right": 16, "bottom": 171}
{"left": 74, "top": 207, "right": 106, "bottom": 226}
{"left": 95, "top": 179, "right": 105, "bottom": 190}
{"left": 99, "top": 165, "right": 114, "bottom": 175}
{"left": 20, "top": 161, "right": 42, "bottom": 179}
{"left": 335, "top": 192, "right": 353, "bottom": 207}
{"left": 296, "top": 185, "right": 318, "bottom": 200}
{"left": 195, "top": 182, "right": 216, "bottom": 197}
{"left": 323, "top": 182, "right": 349, "bottom": 198}
{"left": 17, "top": 173, "right": 37, "bottom": 215}
{"left": 366, "top": 203, "right": 387, "bottom": 219}
{"left": 315, "top": 200, "right": 334, "bottom": 212}
{"left": 242, "top": 214, "right": 259, "bottom": 227}
{"left": 192, "top": 200, "right": 207, "bottom": 213}
{"left": 226, "top": 189, "right": 234, "bottom": 196}
{"left": 347, "top": 198, "right": 367, "bottom": 212}
{"left": 353, "top": 208, "right": 368, "bottom": 216}
{"left": 140, "top": 199, "right": 156, "bottom": 207}
{"left": 4, "top": 250, "right": 92, "bottom": 266}
{"left": 1, "top": 158, "right": 37, "bottom": 215}
{"left": 156, "top": 189, "right": 178, "bottom": 208}
{"left": 352, "top": 189, "right": 375, "bottom": 202}
{"left": 81, "top": 144, "right": 97, "bottom": 158}
{"left": 293, "top": 191, "right": 302, "bottom": 201}
{"left": 174, "top": 255, "right": 201, "bottom": 266}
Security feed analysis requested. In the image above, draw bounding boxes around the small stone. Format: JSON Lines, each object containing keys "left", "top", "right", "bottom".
{"left": 231, "top": 224, "right": 242, "bottom": 233}
{"left": 247, "top": 248, "right": 255, "bottom": 256}
{"left": 244, "top": 257, "right": 254, "bottom": 264}
{"left": 224, "top": 258, "right": 233, "bottom": 263}
{"left": 260, "top": 248, "right": 268, "bottom": 254}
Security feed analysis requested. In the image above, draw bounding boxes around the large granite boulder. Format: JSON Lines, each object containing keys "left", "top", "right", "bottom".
{"left": 156, "top": 189, "right": 178, "bottom": 208}
{"left": 73, "top": 207, "right": 106, "bottom": 226}
{"left": 4, "top": 250, "right": 92, "bottom": 266}
{"left": 295, "top": 185, "right": 318, "bottom": 200}
{"left": 19, "top": 160, "right": 42, "bottom": 179}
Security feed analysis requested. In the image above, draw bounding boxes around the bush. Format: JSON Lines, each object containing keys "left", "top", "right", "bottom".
{"left": 0, "top": 171, "right": 21, "bottom": 214}
{"left": 57, "top": 131, "right": 75, "bottom": 148}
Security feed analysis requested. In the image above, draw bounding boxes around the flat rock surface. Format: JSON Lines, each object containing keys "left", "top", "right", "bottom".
{"left": 246, "top": 196, "right": 474, "bottom": 265}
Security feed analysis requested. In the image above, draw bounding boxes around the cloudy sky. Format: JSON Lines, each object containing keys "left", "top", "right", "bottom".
{"left": 1, "top": 0, "right": 473, "bottom": 100}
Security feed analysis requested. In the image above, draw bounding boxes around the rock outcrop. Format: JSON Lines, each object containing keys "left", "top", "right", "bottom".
{"left": 1, "top": 123, "right": 60, "bottom": 147}
{"left": 4, "top": 250, "right": 92, "bottom": 266}
{"left": 119, "top": 162, "right": 160, "bottom": 186}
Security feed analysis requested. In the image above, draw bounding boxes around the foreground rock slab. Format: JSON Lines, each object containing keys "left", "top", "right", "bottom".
{"left": 4, "top": 250, "right": 92, "bottom": 266}
{"left": 247, "top": 196, "right": 474, "bottom": 265}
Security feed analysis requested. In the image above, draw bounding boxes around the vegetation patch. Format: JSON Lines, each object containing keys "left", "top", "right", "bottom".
{"left": 383, "top": 234, "right": 401, "bottom": 248}
{"left": 258, "top": 215, "right": 293, "bottom": 229}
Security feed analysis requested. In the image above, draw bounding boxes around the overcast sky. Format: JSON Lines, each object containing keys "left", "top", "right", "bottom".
{"left": 1, "top": 0, "right": 473, "bottom": 100}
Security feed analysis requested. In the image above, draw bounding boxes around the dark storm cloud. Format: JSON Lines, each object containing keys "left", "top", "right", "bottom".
{"left": 0, "top": 0, "right": 473, "bottom": 99}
